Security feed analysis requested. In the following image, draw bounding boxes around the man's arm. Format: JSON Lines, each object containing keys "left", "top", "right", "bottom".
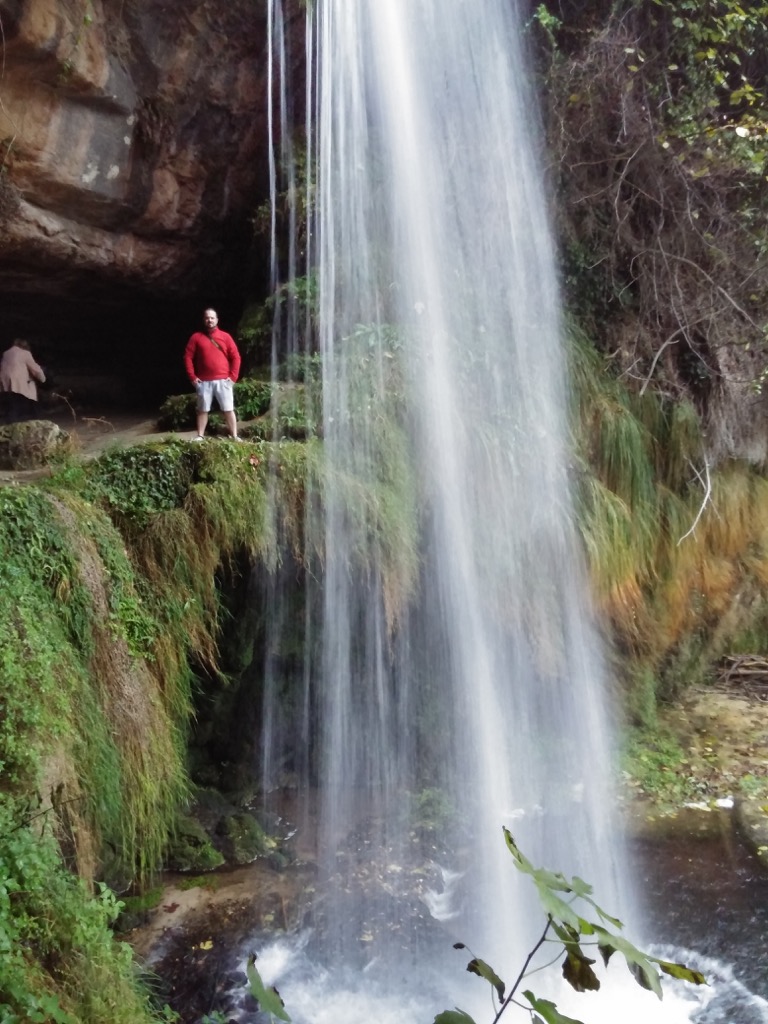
{"left": 226, "top": 335, "right": 241, "bottom": 383}
{"left": 184, "top": 335, "right": 200, "bottom": 384}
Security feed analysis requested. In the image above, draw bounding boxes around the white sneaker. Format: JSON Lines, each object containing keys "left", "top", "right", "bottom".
{"left": 192, "top": 435, "right": 205, "bottom": 442}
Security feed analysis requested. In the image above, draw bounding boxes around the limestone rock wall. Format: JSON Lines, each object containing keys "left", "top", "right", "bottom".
{"left": 0, "top": 0, "right": 299, "bottom": 396}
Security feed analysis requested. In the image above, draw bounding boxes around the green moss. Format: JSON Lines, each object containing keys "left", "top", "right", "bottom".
{"left": 0, "top": 799, "right": 169, "bottom": 1024}
{"left": 0, "top": 479, "right": 191, "bottom": 883}
{"left": 176, "top": 874, "right": 224, "bottom": 893}
{"left": 165, "top": 814, "right": 225, "bottom": 873}
{"left": 570, "top": 325, "right": 768, "bottom": 721}
{"left": 622, "top": 729, "right": 700, "bottom": 806}
{"left": 244, "top": 383, "right": 318, "bottom": 441}
{"left": 0, "top": 418, "right": 73, "bottom": 469}
{"left": 218, "top": 811, "right": 270, "bottom": 864}
{"left": 119, "top": 886, "right": 164, "bottom": 916}
{"left": 82, "top": 440, "right": 197, "bottom": 526}
{"left": 410, "top": 787, "right": 457, "bottom": 839}
{"left": 0, "top": 430, "right": 324, "bottom": 1016}
{"left": 739, "top": 773, "right": 768, "bottom": 800}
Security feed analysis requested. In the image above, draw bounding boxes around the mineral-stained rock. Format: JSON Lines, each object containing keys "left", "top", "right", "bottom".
{"left": 0, "top": 0, "right": 304, "bottom": 391}
{"left": 0, "top": 418, "right": 72, "bottom": 469}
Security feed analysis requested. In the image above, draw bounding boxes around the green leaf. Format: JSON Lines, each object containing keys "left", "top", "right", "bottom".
{"left": 598, "top": 909, "right": 624, "bottom": 929}
{"left": 504, "top": 829, "right": 621, "bottom": 930}
{"left": 655, "top": 959, "right": 707, "bottom": 986}
{"left": 433, "top": 1011, "right": 477, "bottom": 1024}
{"left": 535, "top": 888, "right": 585, "bottom": 930}
{"left": 504, "top": 830, "right": 575, "bottom": 893}
{"left": 523, "top": 991, "right": 587, "bottom": 1024}
{"left": 628, "top": 958, "right": 659, "bottom": 994}
{"left": 562, "top": 948, "right": 601, "bottom": 992}
{"left": 551, "top": 920, "right": 581, "bottom": 945}
{"left": 467, "top": 958, "right": 506, "bottom": 1001}
{"left": 567, "top": 876, "right": 594, "bottom": 899}
{"left": 593, "top": 926, "right": 663, "bottom": 999}
{"left": 246, "top": 955, "right": 291, "bottom": 1022}
{"left": 598, "top": 941, "right": 616, "bottom": 968}
{"left": 506, "top": 832, "right": 706, "bottom": 1005}
{"left": 37, "top": 994, "right": 75, "bottom": 1024}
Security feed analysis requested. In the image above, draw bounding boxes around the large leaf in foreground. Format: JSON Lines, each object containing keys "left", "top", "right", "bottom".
{"left": 433, "top": 1011, "right": 477, "bottom": 1024}
{"left": 523, "top": 991, "right": 586, "bottom": 1024}
{"left": 502, "top": 828, "right": 621, "bottom": 932}
{"left": 595, "top": 926, "right": 706, "bottom": 998}
{"left": 467, "top": 957, "right": 506, "bottom": 1001}
{"left": 656, "top": 958, "right": 707, "bottom": 986}
{"left": 246, "top": 954, "right": 291, "bottom": 1022}
{"left": 562, "top": 948, "right": 600, "bottom": 992}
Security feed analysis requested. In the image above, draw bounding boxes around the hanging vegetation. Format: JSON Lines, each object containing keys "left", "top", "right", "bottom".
{"left": 0, "top": 416, "right": 424, "bottom": 1020}
{"left": 571, "top": 324, "right": 768, "bottom": 723}
{"left": 532, "top": 0, "right": 768, "bottom": 462}
{"left": 0, "top": 437, "right": 307, "bottom": 1021}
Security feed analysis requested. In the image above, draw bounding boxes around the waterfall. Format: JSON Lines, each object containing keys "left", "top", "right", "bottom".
{"left": 262, "top": 0, "right": 632, "bottom": 1012}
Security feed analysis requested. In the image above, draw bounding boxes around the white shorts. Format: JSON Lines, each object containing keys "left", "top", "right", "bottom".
{"left": 196, "top": 378, "right": 234, "bottom": 413}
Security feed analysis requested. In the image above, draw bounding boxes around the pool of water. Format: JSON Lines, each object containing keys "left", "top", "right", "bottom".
{"left": 144, "top": 807, "right": 768, "bottom": 1022}
{"left": 631, "top": 808, "right": 768, "bottom": 1003}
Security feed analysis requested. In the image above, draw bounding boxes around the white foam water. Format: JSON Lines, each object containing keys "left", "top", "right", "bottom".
{"left": 228, "top": 937, "right": 768, "bottom": 1024}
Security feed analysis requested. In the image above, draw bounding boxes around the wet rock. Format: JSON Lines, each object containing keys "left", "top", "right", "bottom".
{"left": 165, "top": 813, "right": 225, "bottom": 873}
{"left": 171, "top": 787, "right": 298, "bottom": 872}
{"left": 128, "top": 859, "right": 319, "bottom": 1023}
{"left": 217, "top": 811, "right": 270, "bottom": 866}
{"left": 734, "top": 797, "right": 768, "bottom": 870}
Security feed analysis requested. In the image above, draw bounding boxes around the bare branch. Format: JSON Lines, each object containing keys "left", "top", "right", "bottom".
{"left": 638, "top": 333, "right": 680, "bottom": 395}
{"left": 660, "top": 251, "right": 764, "bottom": 333}
{"left": 677, "top": 458, "right": 712, "bottom": 545}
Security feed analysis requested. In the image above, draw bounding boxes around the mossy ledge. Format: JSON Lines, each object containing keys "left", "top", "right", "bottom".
{"left": 0, "top": 437, "right": 312, "bottom": 1023}
{"left": 0, "top": 425, "right": 419, "bottom": 1023}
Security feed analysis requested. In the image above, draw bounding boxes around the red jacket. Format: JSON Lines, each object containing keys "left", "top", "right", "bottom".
{"left": 184, "top": 328, "right": 241, "bottom": 384}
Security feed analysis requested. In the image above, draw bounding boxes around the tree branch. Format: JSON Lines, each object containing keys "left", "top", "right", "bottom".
{"left": 678, "top": 457, "right": 712, "bottom": 545}
{"left": 492, "top": 917, "right": 553, "bottom": 1024}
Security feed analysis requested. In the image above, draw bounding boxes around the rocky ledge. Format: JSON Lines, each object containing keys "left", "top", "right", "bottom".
{"left": 624, "top": 684, "right": 768, "bottom": 866}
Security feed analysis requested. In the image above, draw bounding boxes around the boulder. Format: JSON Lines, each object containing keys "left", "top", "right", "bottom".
{"left": 0, "top": 418, "right": 72, "bottom": 469}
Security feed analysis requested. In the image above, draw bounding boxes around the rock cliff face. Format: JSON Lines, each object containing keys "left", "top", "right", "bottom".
{"left": 0, "top": 0, "right": 297, "bottom": 398}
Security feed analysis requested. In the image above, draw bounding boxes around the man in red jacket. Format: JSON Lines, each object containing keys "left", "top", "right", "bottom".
{"left": 184, "top": 308, "right": 243, "bottom": 440}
